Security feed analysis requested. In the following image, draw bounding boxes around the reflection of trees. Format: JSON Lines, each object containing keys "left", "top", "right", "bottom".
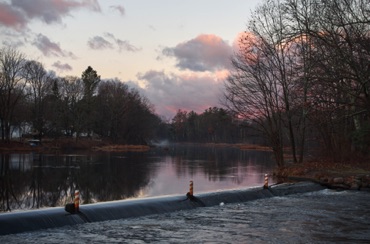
{"left": 29, "top": 154, "right": 43, "bottom": 208}
{"left": 0, "top": 146, "right": 273, "bottom": 212}
{"left": 171, "top": 145, "right": 273, "bottom": 184}
{"left": 78, "top": 153, "right": 153, "bottom": 204}
{"left": 0, "top": 154, "right": 32, "bottom": 211}
{"left": 0, "top": 154, "right": 14, "bottom": 211}
{"left": 0, "top": 152, "right": 155, "bottom": 212}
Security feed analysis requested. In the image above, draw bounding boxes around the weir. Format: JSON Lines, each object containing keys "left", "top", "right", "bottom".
{"left": 0, "top": 182, "right": 325, "bottom": 236}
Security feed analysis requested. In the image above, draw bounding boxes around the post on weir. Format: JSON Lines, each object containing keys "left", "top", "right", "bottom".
{"left": 74, "top": 190, "right": 80, "bottom": 212}
{"left": 263, "top": 174, "right": 269, "bottom": 189}
{"left": 189, "top": 180, "right": 194, "bottom": 196}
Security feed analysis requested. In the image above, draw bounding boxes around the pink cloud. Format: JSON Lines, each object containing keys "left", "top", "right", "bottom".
{"left": 0, "top": 0, "right": 101, "bottom": 30}
{"left": 135, "top": 70, "right": 225, "bottom": 118}
{"left": 0, "top": 2, "right": 26, "bottom": 29}
{"left": 161, "top": 34, "right": 233, "bottom": 72}
{"left": 0, "top": 3, "right": 26, "bottom": 29}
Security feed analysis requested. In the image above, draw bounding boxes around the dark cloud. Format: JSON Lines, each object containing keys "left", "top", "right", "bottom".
{"left": 136, "top": 70, "right": 226, "bottom": 118}
{"left": 0, "top": 0, "right": 101, "bottom": 30}
{"left": 33, "top": 33, "right": 76, "bottom": 58}
{"left": 110, "top": 5, "right": 125, "bottom": 16}
{"left": 52, "top": 61, "right": 73, "bottom": 72}
{"left": 161, "top": 34, "right": 233, "bottom": 72}
{"left": 88, "top": 36, "right": 113, "bottom": 50}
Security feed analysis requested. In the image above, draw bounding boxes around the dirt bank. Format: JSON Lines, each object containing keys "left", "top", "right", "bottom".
{"left": 278, "top": 159, "right": 370, "bottom": 190}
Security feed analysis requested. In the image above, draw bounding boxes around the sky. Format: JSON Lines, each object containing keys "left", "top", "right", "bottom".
{"left": 0, "top": 0, "right": 262, "bottom": 119}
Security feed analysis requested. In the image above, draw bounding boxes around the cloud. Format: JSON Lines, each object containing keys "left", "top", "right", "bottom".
{"left": 33, "top": 33, "right": 76, "bottom": 58}
{"left": 88, "top": 36, "right": 114, "bottom": 50}
{"left": 148, "top": 25, "right": 156, "bottom": 31}
{"left": 89, "top": 33, "right": 141, "bottom": 52}
{"left": 1, "top": 29, "right": 26, "bottom": 48}
{"left": 105, "top": 32, "right": 141, "bottom": 52}
{"left": 52, "top": 61, "right": 73, "bottom": 72}
{"left": 135, "top": 70, "right": 227, "bottom": 118}
{"left": 0, "top": 0, "right": 101, "bottom": 30}
{"left": 115, "top": 39, "right": 141, "bottom": 52}
{"left": 161, "top": 34, "right": 233, "bottom": 72}
{"left": 0, "top": 2, "right": 27, "bottom": 29}
{"left": 110, "top": 5, "right": 125, "bottom": 16}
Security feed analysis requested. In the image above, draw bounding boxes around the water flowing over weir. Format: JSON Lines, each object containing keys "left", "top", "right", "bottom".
{"left": 0, "top": 182, "right": 325, "bottom": 236}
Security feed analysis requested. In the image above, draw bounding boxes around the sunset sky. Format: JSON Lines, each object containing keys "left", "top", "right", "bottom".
{"left": 0, "top": 0, "right": 261, "bottom": 119}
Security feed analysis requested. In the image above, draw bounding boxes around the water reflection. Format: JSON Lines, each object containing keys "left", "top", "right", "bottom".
{"left": 0, "top": 144, "right": 275, "bottom": 212}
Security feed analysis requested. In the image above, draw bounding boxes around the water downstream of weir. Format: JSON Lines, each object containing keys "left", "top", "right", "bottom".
{"left": 1, "top": 189, "right": 369, "bottom": 243}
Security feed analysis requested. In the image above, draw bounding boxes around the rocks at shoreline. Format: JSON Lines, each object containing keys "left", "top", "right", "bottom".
{"left": 318, "top": 175, "right": 370, "bottom": 190}
{"left": 286, "top": 174, "right": 370, "bottom": 191}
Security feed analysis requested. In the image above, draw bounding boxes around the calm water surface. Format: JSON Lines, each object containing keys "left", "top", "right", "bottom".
{"left": 0, "top": 144, "right": 275, "bottom": 212}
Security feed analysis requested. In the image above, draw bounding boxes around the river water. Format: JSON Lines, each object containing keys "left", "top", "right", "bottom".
{"left": 1, "top": 189, "right": 369, "bottom": 243}
{"left": 0, "top": 144, "right": 275, "bottom": 212}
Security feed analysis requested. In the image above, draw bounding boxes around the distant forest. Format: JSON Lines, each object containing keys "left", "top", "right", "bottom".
{"left": 1, "top": 0, "right": 369, "bottom": 168}
{"left": 0, "top": 54, "right": 249, "bottom": 145}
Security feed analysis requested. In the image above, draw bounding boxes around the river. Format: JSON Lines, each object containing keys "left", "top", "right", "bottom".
{"left": 0, "top": 144, "right": 275, "bottom": 212}
{"left": 1, "top": 189, "right": 369, "bottom": 243}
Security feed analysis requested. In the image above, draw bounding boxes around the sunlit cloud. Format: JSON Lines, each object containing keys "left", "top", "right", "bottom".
{"left": 0, "top": 0, "right": 101, "bottom": 31}
{"left": 33, "top": 33, "right": 76, "bottom": 58}
{"left": 0, "top": 2, "right": 26, "bottom": 29}
{"left": 161, "top": 34, "right": 233, "bottom": 72}
{"left": 52, "top": 61, "right": 73, "bottom": 72}
{"left": 135, "top": 70, "right": 225, "bottom": 118}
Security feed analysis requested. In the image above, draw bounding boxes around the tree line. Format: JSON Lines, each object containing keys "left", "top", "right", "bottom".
{"left": 169, "top": 107, "right": 265, "bottom": 144}
{"left": 224, "top": 0, "right": 370, "bottom": 167}
{"left": 0, "top": 48, "right": 162, "bottom": 144}
{"left": 0, "top": 46, "right": 251, "bottom": 146}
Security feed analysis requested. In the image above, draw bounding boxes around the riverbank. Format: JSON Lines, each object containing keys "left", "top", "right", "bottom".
{"left": 279, "top": 159, "right": 370, "bottom": 190}
{"left": 0, "top": 139, "right": 150, "bottom": 152}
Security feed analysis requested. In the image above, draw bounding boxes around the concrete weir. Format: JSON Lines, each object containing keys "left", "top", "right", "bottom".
{"left": 0, "top": 182, "right": 325, "bottom": 236}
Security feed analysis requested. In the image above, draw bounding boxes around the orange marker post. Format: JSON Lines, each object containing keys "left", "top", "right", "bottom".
{"left": 263, "top": 174, "right": 269, "bottom": 189}
{"left": 74, "top": 190, "right": 80, "bottom": 212}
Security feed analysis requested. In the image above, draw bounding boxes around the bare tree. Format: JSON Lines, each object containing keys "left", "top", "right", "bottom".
{"left": 224, "top": 0, "right": 307, "bottom": 167}
{"left": 23, "top": 60, "right": 53, "bottom": 141}
{"left": 0, "top": 47, "right": 26, "bottom": 142}
{"left": 58, "top": 76, "right": 84, "bottom": 138}
{"left": 95, "top": 79, "right": 130, "bottom": 142}
{"left": 289, "top": 0, "right": 370, "bottom": 158}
